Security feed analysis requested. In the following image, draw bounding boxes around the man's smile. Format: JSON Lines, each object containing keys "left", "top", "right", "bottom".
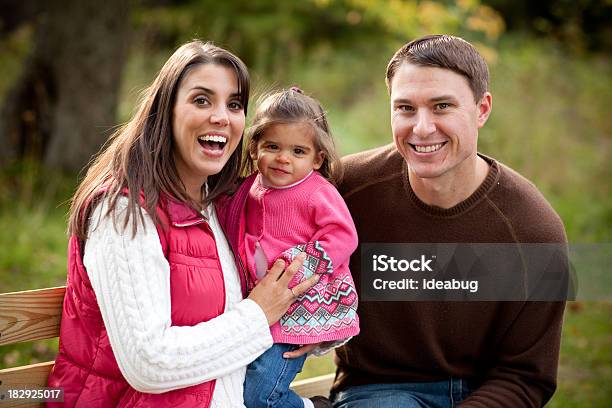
{"left": 409, "top": 142, "right": 447, "bottom": 153}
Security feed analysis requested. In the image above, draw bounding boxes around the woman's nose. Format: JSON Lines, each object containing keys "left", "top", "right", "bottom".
{"left": 210, "top": 106, "right": 229, "bottom": 126}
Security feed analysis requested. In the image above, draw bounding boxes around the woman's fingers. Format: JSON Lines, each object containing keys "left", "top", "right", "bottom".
{"left": 267, "top": 258, "right": 286, "bottom": 281}
{"left": 291, "top": 272, "right": 320, "bottom": 297}
{"left": 277, "top": 252, "right": 306, "bottom": 284}
{"left": 247, "top": 252, "right": 321, "bottom": 326}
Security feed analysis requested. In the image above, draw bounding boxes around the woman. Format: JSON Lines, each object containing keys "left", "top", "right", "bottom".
{"left": 47, "top": 40, "right": 317, "bottom": 407}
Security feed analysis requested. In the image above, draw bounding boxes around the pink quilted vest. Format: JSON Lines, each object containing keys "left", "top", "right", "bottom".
{"left": 47, "top": 196, "right": 243, "bottom": 407}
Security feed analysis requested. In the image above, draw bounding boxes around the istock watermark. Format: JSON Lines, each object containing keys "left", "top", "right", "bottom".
{"left": 358, "top": 243, "right": 607, "bottom": 301}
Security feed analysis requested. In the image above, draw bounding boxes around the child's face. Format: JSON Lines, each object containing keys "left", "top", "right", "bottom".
{"left": 252, "top": 122, "right": 324, "bottom": 187}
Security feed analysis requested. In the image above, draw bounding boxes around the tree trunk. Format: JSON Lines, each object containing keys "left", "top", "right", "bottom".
{"left": 0, "top": 0, "right": 131, "bottom": 172}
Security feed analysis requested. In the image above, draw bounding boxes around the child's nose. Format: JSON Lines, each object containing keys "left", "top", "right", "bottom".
{"left": 276, "top": 152, "right": 290, "bottom": 163}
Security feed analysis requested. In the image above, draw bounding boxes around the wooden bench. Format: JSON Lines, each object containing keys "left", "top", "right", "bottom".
{"left": 0, "top": 287, "right": 334, "bottom": 407}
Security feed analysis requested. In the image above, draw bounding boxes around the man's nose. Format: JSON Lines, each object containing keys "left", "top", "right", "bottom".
{"left": 413, "top": 111, "right": 436, "bottom": 136}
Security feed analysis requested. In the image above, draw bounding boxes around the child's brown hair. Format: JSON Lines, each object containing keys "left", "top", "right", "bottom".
{"left": 243, "top": 87, "right": 342, "bottom": 185}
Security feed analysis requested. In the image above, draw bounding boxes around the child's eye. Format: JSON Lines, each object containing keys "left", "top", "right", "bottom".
{"left": 294, "top": 148, "right": 306, "bottom": 155}
{"left": 265, "top": 144, "right": 278, "bottom": 150}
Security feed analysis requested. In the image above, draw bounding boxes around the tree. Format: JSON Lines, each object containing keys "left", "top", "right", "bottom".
{"left": 0, "top": 0, "right": 131, "bottom": 172}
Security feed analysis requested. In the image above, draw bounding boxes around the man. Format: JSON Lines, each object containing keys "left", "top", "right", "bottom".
{"left": 331, "top": 35, "right": 567, "bottom": 407}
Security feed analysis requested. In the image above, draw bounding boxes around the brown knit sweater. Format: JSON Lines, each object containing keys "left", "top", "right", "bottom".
{"left": 332, "top": 144, "right": 567, "bottom": 408}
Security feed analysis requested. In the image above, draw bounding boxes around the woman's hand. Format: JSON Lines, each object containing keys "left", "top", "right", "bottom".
{"left": 247, "top": 253, "right": 319, "bottom": 325}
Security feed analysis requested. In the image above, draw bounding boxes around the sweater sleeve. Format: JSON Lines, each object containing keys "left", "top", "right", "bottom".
{"left": 459, "top": 174, "right": 568, "bottom": 407}
{"left": 459, "top": 301, "right": 565, "bottom": 407}
{"left": 307, "top": 182, "right": 358, "bottom": 270}
{"left": 84, "top": 198, "right": 273, "bottom": 394}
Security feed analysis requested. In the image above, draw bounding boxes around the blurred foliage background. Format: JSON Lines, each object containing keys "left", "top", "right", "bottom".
{"left": 0, "top": 0, "right": 610, "bottom": 406}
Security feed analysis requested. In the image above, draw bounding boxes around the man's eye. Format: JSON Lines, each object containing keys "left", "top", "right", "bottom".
{"left": 397, "top": 105, "right": 414, "bottom": 112}
{"left": 436, "top": 103, "right": 450, "bottom": 110}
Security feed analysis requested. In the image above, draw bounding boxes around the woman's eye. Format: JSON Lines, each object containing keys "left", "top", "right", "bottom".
{"left": 194, "top": 96, "right": 209, "bottom": 106}
{"left": 228, "top": 101, "right": 242, "bottom": 110}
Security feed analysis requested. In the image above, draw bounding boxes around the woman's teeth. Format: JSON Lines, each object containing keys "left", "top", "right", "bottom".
{"left": 198, "top": 135, "right": 227, "bottom": 144}
{"left": 414, "top": 143, "right": 443, "bottom": 153}
{"left": 198, "top": 135, "right": 227, "bottom": 150}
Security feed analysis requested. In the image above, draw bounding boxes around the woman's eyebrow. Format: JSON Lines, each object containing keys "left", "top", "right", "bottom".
{"left": 189, "top": 86, "right": 213, "bottom": 94}
{"left": 189, "top": 86, "right": 242, "bottom": 99}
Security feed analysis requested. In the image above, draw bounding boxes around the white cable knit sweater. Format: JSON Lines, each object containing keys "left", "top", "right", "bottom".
{"left": 84, "top": 197, "right": 273, "bottom": 407}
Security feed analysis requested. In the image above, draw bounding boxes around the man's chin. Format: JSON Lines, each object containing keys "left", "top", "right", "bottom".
{"left": 407, "top": 164, "right": 448, "bottom": 181}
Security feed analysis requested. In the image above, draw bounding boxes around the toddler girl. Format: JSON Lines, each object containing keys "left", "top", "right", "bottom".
{"left": 219, "top": 87, "right": 359, "bottom": 408}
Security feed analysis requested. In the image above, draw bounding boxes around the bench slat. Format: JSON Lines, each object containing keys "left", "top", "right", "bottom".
{"left": 0, "top": 287, "right": 65, "bottom": 346}
{"left": 0, "top": 361, "right": 54, "bottom": 407}
{"left": 290, "top": 373, "right": 335, "bottom": 398}
{"left": 0, "top": 363, "right": 333, "bottom": 405}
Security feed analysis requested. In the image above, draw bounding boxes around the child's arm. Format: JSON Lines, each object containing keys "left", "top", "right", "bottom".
{"left": 307, "top": 182, "right": 358, "bottom": 270}
{"left": 274, "top": 183, "right": 357, "bottom": 279}
{"left": 275, "top": 184, "right": 360, "bottom": 357}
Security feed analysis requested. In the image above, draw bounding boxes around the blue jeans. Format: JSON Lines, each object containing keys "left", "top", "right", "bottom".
{"left": 331, "top": 379, "right": 473, "bottom": 408}
{"left": 244, "top": 343, "right": 308, "bottom": 408}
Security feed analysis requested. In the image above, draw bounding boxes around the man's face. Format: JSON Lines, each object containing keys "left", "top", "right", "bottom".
{"left": 390, "top": 63, "right": 491, "bottom": 182}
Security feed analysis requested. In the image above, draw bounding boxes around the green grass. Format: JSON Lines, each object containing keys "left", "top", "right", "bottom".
{"left": 0, "top": 162, "right": 73, "bottom": 292}
{"left": 550, "top": 302, "right": 612, "bottom": 407}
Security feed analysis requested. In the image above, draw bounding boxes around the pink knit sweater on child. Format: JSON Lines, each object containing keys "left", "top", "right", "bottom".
{"left": 219, "top": 171, "right": 360, "bottom": 344}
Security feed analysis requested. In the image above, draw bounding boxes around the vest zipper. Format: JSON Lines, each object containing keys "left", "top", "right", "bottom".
{"left": 172, "top": 219, "right": 206, "bottom": 228}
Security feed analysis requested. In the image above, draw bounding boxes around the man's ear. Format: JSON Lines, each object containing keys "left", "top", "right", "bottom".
{"left": 313, "top": 151, "right": 325, "bottom": 170}
{"left": 477, "top": 92, "right": 493, "bottom": 128}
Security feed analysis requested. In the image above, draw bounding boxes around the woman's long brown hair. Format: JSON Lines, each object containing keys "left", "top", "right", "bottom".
{"left": 68, "top": 40, "right": 250, "bottom": 239}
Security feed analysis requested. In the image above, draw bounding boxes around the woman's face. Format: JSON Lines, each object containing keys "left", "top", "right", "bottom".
{"left": 172, "top": 63, "right": 245, "bottom": 198}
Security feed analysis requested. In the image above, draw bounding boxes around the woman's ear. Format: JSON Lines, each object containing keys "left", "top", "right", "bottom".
{"left": 313, "top": 151, "right": 324, "bottom": 170}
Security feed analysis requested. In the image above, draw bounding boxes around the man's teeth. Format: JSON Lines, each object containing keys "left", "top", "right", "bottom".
{"left": 198, "top": 135, "right": 227, "bottom": 143}
{"left": 414, "top": 143, "right": 443, "bottom": 153}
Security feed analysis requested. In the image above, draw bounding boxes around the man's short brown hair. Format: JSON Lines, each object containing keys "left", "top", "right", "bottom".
{"left": 386, "top": 34, "right": 489, "bottom": 102}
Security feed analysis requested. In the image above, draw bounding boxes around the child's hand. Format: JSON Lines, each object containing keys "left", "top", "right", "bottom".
{"left": 283, "top": 343, "right": 321, "bottom": 359}
{"left": 247, "top": 253, "right": 319, "bottom": 325}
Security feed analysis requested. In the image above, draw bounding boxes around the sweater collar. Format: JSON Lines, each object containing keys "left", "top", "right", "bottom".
{"left": 258, "top": 170, "right": 314, "bottom": 190}
{"left": 402, "top": 153, "right": 500, "bottom": 217}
